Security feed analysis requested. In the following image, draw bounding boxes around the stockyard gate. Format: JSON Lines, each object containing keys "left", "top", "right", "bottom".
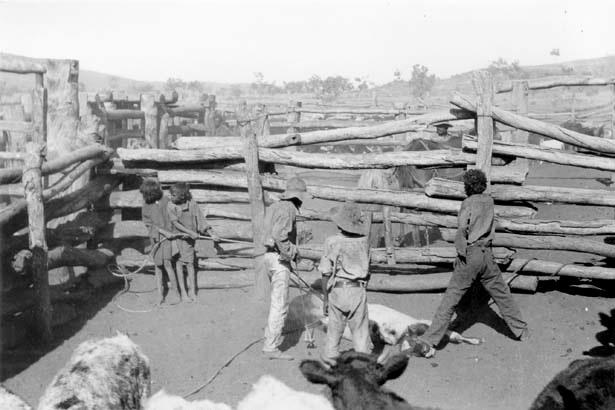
{"left": 0, "top": 51, "right": 615, "bottom": 410}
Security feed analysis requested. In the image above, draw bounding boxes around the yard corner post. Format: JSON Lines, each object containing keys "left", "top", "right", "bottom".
{"left": 285, "top": 100, "right": 301, "bottom": 152}
{"left": 23, "top": 141, "right": 52, "bottom": 343}
{"left": 140, "top": 93, "right": 159, "bottom": 148}
{"left": 472, "top": 71, "right": 495, "bottom": 187}
{"left": 239, "top": 105, "right": 268, "bottom": 303}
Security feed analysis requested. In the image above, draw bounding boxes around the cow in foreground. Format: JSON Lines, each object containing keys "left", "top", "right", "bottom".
{"left": 300, "top": 350, "right": 437, "bottom": 410}
{"left": 37, "top": 333, "right": 151, "bottom": 410}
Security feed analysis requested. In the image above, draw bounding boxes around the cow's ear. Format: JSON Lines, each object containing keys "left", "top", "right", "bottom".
{"left": 299, "top": 360, "right": 340, "bottom": 387}
{"left": 378, "top": 354, "right": 408, "bottom": 384}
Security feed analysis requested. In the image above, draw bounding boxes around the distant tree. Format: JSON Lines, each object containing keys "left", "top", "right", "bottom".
{"left": 393, "top": 69, "right": 402, "bottom": 82}
{"left": 550, "top": 48, "right": 560, "bottom": 57}
{"left": 409, "top": 64, "right": 436, "bottom": 98}
{"left": 165, "top": 78, "right": 185, "bottom": 92}
{"left": 187, "top": 81, "right": 204, "bottom": 93}
{"left": 561, "top": 65, "right": 575, "bottom": 75}
{"left": 307, "top": 75, "right": 324, "bottom": 95}
{"left": 322, "top": 75, "right": 353, "bottom": 97}
{"left": 354, "top": 76, "right": 370, "bottom": 91}
{"left": 283, "top": 80, "right": 307, "bottom": 94}
{"left": 487, "top": 58, "right": 526, "bottom": 81}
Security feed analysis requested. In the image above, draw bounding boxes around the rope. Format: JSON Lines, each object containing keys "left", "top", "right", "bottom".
{"left": 107, "top": 235, "right": 253, "bottom": 313}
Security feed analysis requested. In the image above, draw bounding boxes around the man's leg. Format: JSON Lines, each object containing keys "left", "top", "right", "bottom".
{"left": 346, "top": 287, "right": 372, "bottom": 354}
{"left": 480, "top": 248, "right": 528, "bottom": 339}
{"left": 421, "top": 249, "right": 481, "bottom": 348}
{"left": 323, "top": 288, "right": 347, "bottom": 365}
{"left": 263, "top": 254, "right": 291, "bottom": 356}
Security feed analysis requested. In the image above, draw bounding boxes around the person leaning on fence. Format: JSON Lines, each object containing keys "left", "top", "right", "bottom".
{"left": 139, "top": 178, "right": 180, "bottom": 305}
{"left": 318, "top": 202, "right": 372, "bottom": 366}
{"left": 261, "top": 176, "right": 312, "bottom": 361}
{"left": 415, "top": 169, "right": 529, "bottom": 358}
{"left": 167, "top": 182, "right": 220, "bottom": 302}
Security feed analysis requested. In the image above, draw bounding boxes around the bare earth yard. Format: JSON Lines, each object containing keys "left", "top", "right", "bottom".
{"left": 2, "top": 162, "right": 615, "bottom": 410}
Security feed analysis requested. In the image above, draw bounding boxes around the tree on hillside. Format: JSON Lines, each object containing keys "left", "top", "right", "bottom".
{"left": 165, "top": 78, "right": 186, "bottom": 92}
{"left": 487, "top": 58, "right": 526, "bottom": 82}
{"left": 393, "top": 69, "right": 402, "bottom": 82}
{"left": 187, "top": 81, "right": 204, "bottom": 93}
{"left": 322, "top": 76, "right": 353, "bottom": 97}
{"left": 409, "top": 64, "right": 436, "bottom": 98}
{"left": 550, "top": 48, "right": 560, "bottom": 57}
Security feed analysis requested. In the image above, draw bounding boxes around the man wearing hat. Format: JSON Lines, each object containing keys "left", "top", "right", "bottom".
{"left": 434, "top": 122, "right": 452, "bottom": 139}
{"left": 318, "top": 201, "right": 372, "bottom": 365}
{"left": 262, "top": 176, "right": 311, "bottom": 360}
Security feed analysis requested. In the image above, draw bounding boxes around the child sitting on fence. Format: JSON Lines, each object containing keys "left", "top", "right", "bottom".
{"left": 167, "top": 182, "right": 219, "bottom": 302}
{"left": 318, "top": 201, "right": 373, "bottom": 366}
{"left": 139, "top": 178, "right": 180, "bottom": 305}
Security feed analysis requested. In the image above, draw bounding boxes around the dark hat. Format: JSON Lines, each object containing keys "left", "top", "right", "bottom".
{"left": 434, "top": 122, "right": 452, "bottom": 129}
{"left": 280, "top": 177, "right": 312, "bottom": 201}
{"left": 330, "top": 202, "right": 366, "bottom": 235}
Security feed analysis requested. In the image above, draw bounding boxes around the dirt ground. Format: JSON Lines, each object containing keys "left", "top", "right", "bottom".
{"left": 2, "top": 162, "right": 615, "bottom": 410}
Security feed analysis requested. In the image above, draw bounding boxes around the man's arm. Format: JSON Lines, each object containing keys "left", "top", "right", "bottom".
{"left": 270, "top": 208, "right": 296, "bottom": 262}
{"left": 454, "top": 199, "right": 471, "bottom": 258}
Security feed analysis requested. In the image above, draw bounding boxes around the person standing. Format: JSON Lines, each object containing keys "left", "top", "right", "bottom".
{"left": 416, "top": 169, "right": 529, "bottom": 358}
{"left": 262, "top": 176, "right": 311, "bottom": 360}
{"left": 318, "top": 202, "right": 372, "bottom": 366}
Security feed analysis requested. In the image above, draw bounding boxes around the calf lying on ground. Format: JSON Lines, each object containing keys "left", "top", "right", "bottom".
{"left": 529, "top": 355, "right": 615, "bottom": 410}
{"left": 289, "top": 294, "right": 481, "bottom": 354}
{"left": 37, "top": 333, "right": 151, "bottom": 410}
{"left": 300, "top": 350, "right": 437, "bottom": 410}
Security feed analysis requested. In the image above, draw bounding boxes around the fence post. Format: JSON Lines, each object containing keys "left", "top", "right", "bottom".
{"left": 23, "top": 141, "right": 52, "bottom": 343}
{"left": 611, "top": 83, "right": 615, "bottom": 138}
{"left": 383, "top": 206, "right": 396, "bottom": 265}
{"left": 238, "top": 103, "right": 268, "bottom": 302}
{"left": 512, "top": 80, "right": 529, "bottom": 166}
{"left": 140, "top": 93, "right": 158, "bottom": 148}
{"left": 207, "top": 95, "right": 217, "bottom": 136}
{"left": 472, "top": 71, "right": 495, "bottom": 187}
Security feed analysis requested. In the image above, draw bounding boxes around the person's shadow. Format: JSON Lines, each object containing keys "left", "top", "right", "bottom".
{"left": 583, "top": 309, "right": 615, "bottom": 357}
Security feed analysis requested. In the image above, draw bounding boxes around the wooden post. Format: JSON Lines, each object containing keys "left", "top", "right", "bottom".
{"left": 512, "top": 80, "right": 529, "bottom": 166}
{"left": 159, "top": 112, "right": 171, "bottom": 149}
{"left": 140, "top": 93, "right": 158, "bottom": 148}
{"left": 472, "top": 71, "right": 495, "bottom": 186}
{"left": 570, "top": 89, "right": 576, "bottom": 122}
{"left": 238, "top": 103, "right": 268, "bottom": 301}
{"left": 23, "top": 142, "right": 52, "bottom": 343}
{"left": 31, "top": 74, "right": 47, "bottom": 143}
{"left": 207, "top": 95, "right": 217, "bottom": 136}
{"left": 611, "top": 83, "right": 615, "bottom": 139}
{"left": 383, "top": 206, "right": 396, "bottom": 265}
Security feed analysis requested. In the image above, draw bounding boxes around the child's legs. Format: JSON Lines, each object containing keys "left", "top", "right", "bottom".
{"left": 186, "top": 262, "right": 196, "bottom": 297}
{"left": 324, "top": 288, "right": 348, "bottom": 361}
{"left": 481, "top": 248, "right": 527, "bottom": 338}
{"left": 154, "top": 265, "right": 164, "bottom": 301}
{"left": 164, "top": 260, "right": 180, "bottom": 297}
{"left": 175, "top": 260, "right": 187, "bottom": 296}
{"left": 346, "top": 287, "right": 372, "bottom": 354}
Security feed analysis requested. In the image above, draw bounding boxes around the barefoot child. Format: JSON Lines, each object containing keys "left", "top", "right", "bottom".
{"left": 318, "top": 201, "right": 372, "bottom": 365}
{"left": 139, "top": 178, "right": 179, "bottom": 305}
{"left": 167, "top": 182, "right": 219, "bottom": 302}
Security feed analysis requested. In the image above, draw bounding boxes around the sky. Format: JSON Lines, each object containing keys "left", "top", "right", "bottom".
{"left": 1, "top": 0, "right": 614, "bottom": 85}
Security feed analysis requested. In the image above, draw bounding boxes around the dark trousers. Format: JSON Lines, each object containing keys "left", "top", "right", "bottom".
{"left": 422, "top": 244, "right": 527, "bottom": 347}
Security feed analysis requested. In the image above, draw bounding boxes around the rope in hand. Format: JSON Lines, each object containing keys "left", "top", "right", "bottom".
{"left": 107, "top": 235, "right": 253, "bottom": 313}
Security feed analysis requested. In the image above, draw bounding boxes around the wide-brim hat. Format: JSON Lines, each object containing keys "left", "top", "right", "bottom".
{"left": 330, "top": 202, "right": 366, "bottom": 235}
{"left": 280, "top": 176, "right": 312, "bottom": 201}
